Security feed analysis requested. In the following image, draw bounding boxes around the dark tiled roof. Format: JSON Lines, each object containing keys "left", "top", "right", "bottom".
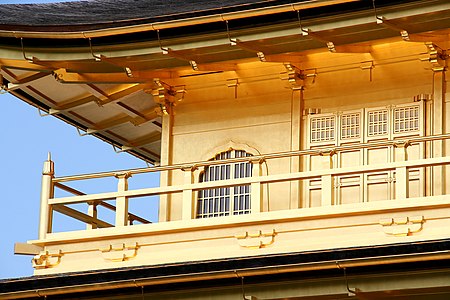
{"left": 0, "top": 0, "right": 288, "bottom": 28}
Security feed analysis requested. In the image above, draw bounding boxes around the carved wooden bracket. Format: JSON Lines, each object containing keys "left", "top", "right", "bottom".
{"left": 32, "top": 250, "right": 63, "bottom": 269}
{"left": 379, "top": 216, "right": 425, "bottom": 236}
{"left": 235, "top": 229, "right": 276, "bottom": 249}
{"left": 100, "top": 242, "right": 139, "bottom": 262}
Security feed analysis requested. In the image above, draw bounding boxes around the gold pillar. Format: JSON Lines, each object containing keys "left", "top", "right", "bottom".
{"left": 290, "top": 89, "right": 303, "bottom": 209}
{"left": 159, "top": 112, "right": 174, "bottom": 222}
{"left": 432, "top": 67, "right": 446, "bottom": 195}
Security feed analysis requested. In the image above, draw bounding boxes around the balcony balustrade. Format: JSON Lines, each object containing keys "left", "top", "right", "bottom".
{"left": 22, "top": 133, "right": 450, "bottom": 275}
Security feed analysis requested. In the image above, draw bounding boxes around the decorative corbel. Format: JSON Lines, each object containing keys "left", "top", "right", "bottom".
{"left": 32, "top": 250, "right": 63, "bottom": 269}
{"left": 379, "top": 216, "right": 425, "bottom": 236}
{"left": 421, "top": 42, "right": 448, "bottom": 72}
{"left": 147, "top": 79, "right": 186, "bottom": 115}
{"left": 235, "top": 229, "right": 276, "bottom": 249}
{"left": 100, "top": 242, "right": 139, "bottom": 262}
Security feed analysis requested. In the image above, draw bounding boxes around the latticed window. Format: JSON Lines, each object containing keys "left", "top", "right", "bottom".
{"left": 310, "top": 115, "right": 336, "bottom": 143}
{"left": 341, "top": 112, "right": 360, "bottom": 139}
{"left": 367, "top": 110, "right": 388, "bottom": 136}
{"left": 393, "top": 105, "right": 419, "bottom": 133}
{"left": 197, "top": 150, "right": 252, "bottom": 218}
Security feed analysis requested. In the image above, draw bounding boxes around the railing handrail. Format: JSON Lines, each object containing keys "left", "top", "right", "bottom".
{"left": 53, "top": 133, "right": 450, "bottom": 183}
{"left": 49, "top": 155, "right": 450, "bottom": 206}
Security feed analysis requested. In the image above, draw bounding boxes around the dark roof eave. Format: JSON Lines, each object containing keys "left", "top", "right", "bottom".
{"left": 0, "top": 0, "right": 425, "bottom": 39}
{"left": 1, "top": 239, "right": 450, "bottom": 298}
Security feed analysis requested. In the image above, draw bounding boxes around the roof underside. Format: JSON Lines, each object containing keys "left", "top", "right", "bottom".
{"left": 0, "top": 0, "right": 448, "bottom": 163}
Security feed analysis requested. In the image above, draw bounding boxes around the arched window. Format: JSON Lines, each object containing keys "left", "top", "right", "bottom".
{"left": 197, "top": 149, "right": 252, "bottom": 218}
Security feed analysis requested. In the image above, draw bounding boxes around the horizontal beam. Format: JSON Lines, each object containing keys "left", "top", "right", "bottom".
{"left": 53, "top": 205, "right": 113, "bottom": 228}
{"left": 14, "top": 243, "right": 43, "bottom": 255}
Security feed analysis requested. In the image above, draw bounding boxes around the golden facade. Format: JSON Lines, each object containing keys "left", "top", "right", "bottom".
{"left": 1, "top": 0, "right": 450, "bottom": 299}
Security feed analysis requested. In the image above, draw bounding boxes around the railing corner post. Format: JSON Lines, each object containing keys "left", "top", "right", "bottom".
{"left": 251, "top": 158, "right": 264, "bottom": 213}
{"left": 181, "top": 165, "right": 196, "bottom": 220}
{"left": 39, "top": 152, "right": 54, "bottom": 240}
{"left": 115, "top": 171, "right": 132, "bottom": 226}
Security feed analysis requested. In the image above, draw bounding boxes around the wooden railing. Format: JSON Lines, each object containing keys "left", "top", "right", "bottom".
{"left": 38, "top": 134, "right": 450, "bottom": 239}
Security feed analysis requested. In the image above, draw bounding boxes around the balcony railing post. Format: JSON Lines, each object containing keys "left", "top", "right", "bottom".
{"left": 115, "top": 172, "right": 131, "bottom": 226}
{"left": 320, "top": 150, "right": 335, "bottom": 206}
{"left": 394, "top": 141, "right": 409, "bottom": 162}
{"left": 251, "top": 158, "right": 263, "bottom": 213}
{"left": 39, "top": 153, "right": 54, "bottom": 240}
{"left": 182, "top": 166, "right": 196, "bottom": 220}
{"left": 86, "top": 202, "right": 98, "bottom": 230}
{"left": 395, "top": 166, "right": 409, "bottom": 200}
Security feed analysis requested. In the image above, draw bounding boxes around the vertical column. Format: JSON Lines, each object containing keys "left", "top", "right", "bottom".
{"left": 290, "top": 89, "right": 303, "bottom": 209}
{"left": 115, "top": 172, "right": 131, "bottom": 227}
{"left": 159, "top": 112, "right": 174, "bottom": 222}
{"left": 181, "top": 166, "right": 196, "bottom": 220}
{"left": 39, "top": 153, "right": 54, "bottom": 240}
{"left": 432, "top": 66, "right": 445, "bottom": 195}
{"left": 320, "top": 150, "right": 335, "bottom": 206}
{"left": 251, "top": 159, "right": 263, "bottom": 213}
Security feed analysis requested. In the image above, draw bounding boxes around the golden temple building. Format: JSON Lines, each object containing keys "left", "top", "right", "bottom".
{"left": 1, "top": 0, "right": 450, "bottom": 298}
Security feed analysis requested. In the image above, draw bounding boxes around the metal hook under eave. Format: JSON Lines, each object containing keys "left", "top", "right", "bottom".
{"left": 156, "top": 29, "right": 169, "bottom": 54}
{"left": 20, "top": 38, "right": 34, "bottom": 62}
{"left": 88, "top": 37, "right": 102, "bottom": 61}
{"left": 37, "top": 107, "right": 51, "bottom": 117}
{"left": 234, "top": 270, "right": 251, "bottom": 300}
{"left": 296, "top": 10, "right": 309, "bottom": 36}
{"left": 112, "top": 144, "right": 132, "bottom": 154}
{"left": 225, "top": 20, "right": 237, "bottom": 46}
{"left": 372, "top": 0, "right": 379, "bottom": 22}
{"left": 76, "top": 127, "right": 89, "bottom": 137}
{"left": 336, "top": 262, "right": 357, "bottom": 295}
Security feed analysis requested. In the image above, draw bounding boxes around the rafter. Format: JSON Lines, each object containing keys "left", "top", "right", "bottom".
{"left": 86, "top": 106, "right": 159, "bottom": 134}
{"left": 120, "top": 131, "right": 161, "bottom": 151}
{"left": 32, "top": 57, "right": 124, "bottom": 73}
{"left": 229, "top": 39, "right": 276, "bottom": 62}
{"left": 408, "top": 33, "right": 449, "bottom": 50}
{"left": 53, "top": 68, "right": 173, "bottom": 84}
{"left": 50, "top": 83, "right": 153, "bottom": 114}
{"left": 1, "top": 67, "right": 51, "bottom": 85}
{"left": 376, "top": 16, "right": 410, "bottom": 41}
{"left": 0, "top": 59, "right": 54, "bottom": 72}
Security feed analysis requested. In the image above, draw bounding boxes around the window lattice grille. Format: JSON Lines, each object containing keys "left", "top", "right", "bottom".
{"left": 393, "top": 106, "right": 419, "bottom": 133}
{"left": 310, "top": 116, "right": 335, "bottom": 143}
{"left": 197, "top": 150, "right": 252, "bottom": 218}
{"left": 368, "top": 110, "right": 388, "bottom": 136}
{"left": 341, "top": 113, "right": 360, "bottom": 139}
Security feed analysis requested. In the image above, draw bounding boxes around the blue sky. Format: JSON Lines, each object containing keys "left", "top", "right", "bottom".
{"left": 0, "top": 0, "right": 160, "bottom": 279}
